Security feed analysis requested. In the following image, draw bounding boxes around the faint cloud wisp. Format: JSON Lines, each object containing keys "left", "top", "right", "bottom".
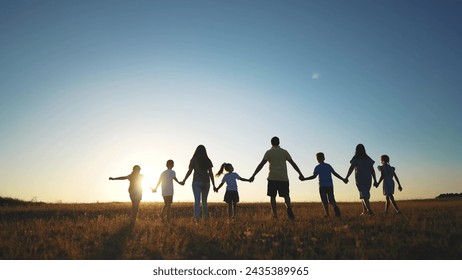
{"left": 312, "top": 72, "right": 321, "bottom": 80}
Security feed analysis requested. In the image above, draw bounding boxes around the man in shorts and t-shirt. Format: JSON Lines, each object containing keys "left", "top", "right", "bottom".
{"left": 249, "top": 137, "right": 304, "bottom": 220}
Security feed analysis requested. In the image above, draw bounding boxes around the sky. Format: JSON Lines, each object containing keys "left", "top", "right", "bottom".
{"left": 1, "top": 0, "right": 461, "bottom": 204}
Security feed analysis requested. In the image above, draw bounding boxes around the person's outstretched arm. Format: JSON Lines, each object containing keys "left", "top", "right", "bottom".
{"left": 238, "top": 176, "right": 251, "bottom": 182}
{"left": 375, "top": 175, "right": 383, "bottom": 188}
{"left": 173, "top": 176, "right": 183, "bottom": 186}
{"left": 301, "top": 174, "right": 317, "bottom": 181}
{"left": 346, "top": 164, "right": 354, "bottom": 179}
{"left": 109, "top": 176, "right": 128, "bottom": 180}
{"left": 215, "top": 181, "right": 225, "bottom": 192}
{"left": 332, "top": 170, "right": 345, "bottom": 182}
{"left": 152, "top": 176, "right": 162, "bottom": 192}
{"left": 288, "top": 159, "right": 304, "bottom": 178}
{"left": 208, "top": 168, "right": 216, "bottom": 189}
{"left": 182, "top": 168, "right": 193, "bottom": 184}
{"left": 371, "top": 165, "right": 377, "bottom": 185}
{"left": 249, "top": 159, "right": 267, "bottom": 182}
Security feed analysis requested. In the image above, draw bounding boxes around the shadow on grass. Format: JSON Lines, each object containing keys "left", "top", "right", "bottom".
{"left": 94, "top": 222, "right": 134, "bottom": 259}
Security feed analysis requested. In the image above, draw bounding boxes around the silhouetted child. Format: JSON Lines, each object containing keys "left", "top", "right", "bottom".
{"left": 375, "top": 155, "right": 403, "bottom": 214}
{"left": 214, "top": 163, "right": 250, "bottom": 220}
{"left": 300, "top": 153, "right": 347, "bottom": 217}
{"left": 152, "top": 160, "right": 183, "bottom": 222}
{"left": 109, "top": 165, "right": 144, "bottom": 223}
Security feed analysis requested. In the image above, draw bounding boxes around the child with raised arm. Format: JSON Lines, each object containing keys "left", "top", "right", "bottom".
{"left": 214, "top": 163, "right": 250, "bottom": 220}
{"left": 300, "top": 153, "right": 347, "bottom": 217}
{"left": 152, "top": 160, "right": 184, "bottom": 222}
{"left": 374, "top": 155, "right": 403, "bottom": 214}
{"left": 109, "top": 165, "right": 144, "bottom": 223}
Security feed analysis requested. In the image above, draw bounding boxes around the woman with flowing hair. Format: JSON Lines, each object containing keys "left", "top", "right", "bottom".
{"left": 181, "top": 145, "right": 216, "bottom": 222}
{"left": 345, "top": 144, "right": 377, "bottom": 215}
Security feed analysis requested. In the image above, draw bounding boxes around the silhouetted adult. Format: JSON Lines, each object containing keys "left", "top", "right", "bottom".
{"left": 181, "top": 145, "right": 216, "bottom": 221}
{"left": 109, "top": 165, "right": 144, "bottom": 223}
{"left": 249, "top": 137, "right": 304, "bottom": 220}
{"left": 345, "top": 144, "right": 377, "bottom": 215}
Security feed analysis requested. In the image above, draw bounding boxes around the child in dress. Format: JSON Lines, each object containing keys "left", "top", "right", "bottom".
{"left": 374, "top": 155, "right": 403, "bottom": 214}
{"left": 300, "top": 152, "right": 347, "bottom": 217}
{"left": 214, "top": 163, "right": 250, "bottom": 220}
{"left": 345, "top": 144, "right": 377, "bottom": 216}
{"left": 152, "top": 160, "right": 184, "bottom": 222}
{"left": 109, "top": 165, "right": 144, "bottom": 223}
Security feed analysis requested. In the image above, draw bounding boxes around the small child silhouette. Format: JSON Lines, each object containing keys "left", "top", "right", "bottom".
{"left": 374, "top": 155, "right": 403, "bottom": 214}
{"left": 300, "top": 153, "right": 346, "bottom": 217}
{"left": 215, "top": 163, "right": 250, "bottom": 220}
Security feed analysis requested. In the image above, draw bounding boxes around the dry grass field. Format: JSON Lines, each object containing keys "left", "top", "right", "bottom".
{"left": 1, "top": 198, "right": 461, "bottom": 260}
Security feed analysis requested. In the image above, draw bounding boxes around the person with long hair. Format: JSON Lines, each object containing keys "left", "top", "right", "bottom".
{"left": 109, "top": 165, "right": 144, "bottom": 223}
{"left": 345, "top": 144, "right": 377, "bottom": 215}
{"left": 181, "top": 145, "right": 216, "bottom": 222}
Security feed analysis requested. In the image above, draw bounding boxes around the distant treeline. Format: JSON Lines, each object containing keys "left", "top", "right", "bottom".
{"left": 436, "top": 193, "right": 462, "bottom": 198}
{"left": 0, "top": 197, "right": 44, "bottom": 206}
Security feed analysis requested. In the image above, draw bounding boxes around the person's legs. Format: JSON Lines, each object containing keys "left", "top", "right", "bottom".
{"left": 363, "top": 199, "right": 373, "bottom": 214}
{"left": 166, "top": 202, "right": 172, "bottom": 221}
{"left": 361, "top": 200, "right": 367, "bottom": 214}
{"left": 388, "top": 195, "right": 401, "bottom": 213}
{"left": 163, "top": 196, "right": 173, "bottom": 221}
{"left": 227, "top": 202, "right": 233, "bottom": 219}
{"left": 232, "top": 202, "right": 237, "bottom": 219}
{"left": 131, "top": 201, "right": 140, "bottom": 221}
{"left": 359, "top": 186, "right": 373, "bottom": 215}
{"left": 129, "top": 191, "right": 141, "bottom": 222}
{"left": 384, "top": 196, "right": 390, "bottom": 213}
{"left": 201, "top": 184, "right": 210, "bottom": 219}
{"left": 270, "top": 196, "right": 277, "bottom": 218}
{"left": 277, "top": 181, "right": 293, "bottom": 220}
{"left": 327, "top": 191, "right": 341, "bottom": 217}
{"left": 192, "top": 184, "right": 201, "bottom": 221}
{"left": 267, "top": 181, "right": 278, "bottom": 218}
{"left": 319, "top": 188, "right": 329, "bottom": 216}
{"left": 284, "top": 195, "right": 295, "bottom": 220}
{"left": 161, "top": 204, "right": 165, "bottom": 221}
{"left": 326, "top": 187, "right": 340, "bottom": 217}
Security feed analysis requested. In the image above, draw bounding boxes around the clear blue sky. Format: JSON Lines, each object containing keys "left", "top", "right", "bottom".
{"left": 1, "top": 0, "right": 461, "bottom": 203}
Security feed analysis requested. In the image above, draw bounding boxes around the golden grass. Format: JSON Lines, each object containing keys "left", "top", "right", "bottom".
{"left": 1, "top": 199, "right": 461, "bottom": 259}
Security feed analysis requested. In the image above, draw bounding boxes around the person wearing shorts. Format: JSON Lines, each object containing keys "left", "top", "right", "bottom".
{"left": 152, "top": 160, "right": 183, "bottom": 222}
{"left": 249, "top": 137, "right": 304, "bottom": 220}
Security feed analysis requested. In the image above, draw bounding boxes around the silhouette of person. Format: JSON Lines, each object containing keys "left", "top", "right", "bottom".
{"left": 374, "top": 154, "right": 403, "bottom": 214}
{"left": 109, "top": 165, "right": 144, "bottom": 222}
{"left": 215, "top": 162, "right": 251, "bottom": 220}
{"left": 345, "top": 144, "right": 377, "bottom": 215}
{"left": 249, "top": 136, "right": 304, "bottom": 220}
{"left": 300, "top": 152, "right": 347, "bottom": 217}
{"left": 181, "top": 145, "right": 216, "bottom": 222}
{"left": 152, "top": 160, "right": 184, "bottom": 222}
